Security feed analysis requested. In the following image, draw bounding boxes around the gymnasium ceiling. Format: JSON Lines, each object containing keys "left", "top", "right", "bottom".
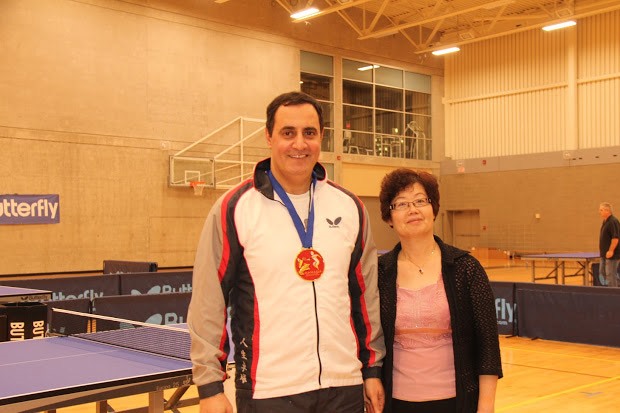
{"left": 259, "top": 0, "right": 620, "bottom": 55}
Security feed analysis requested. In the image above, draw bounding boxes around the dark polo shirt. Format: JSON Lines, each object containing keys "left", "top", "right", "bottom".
{"left": 600, "top": 214, "right": 620, "bottom": 258}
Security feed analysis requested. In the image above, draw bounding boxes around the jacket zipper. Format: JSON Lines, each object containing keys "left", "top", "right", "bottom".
{"left": 312, "top": 281, "right": 323, "bottom": 385}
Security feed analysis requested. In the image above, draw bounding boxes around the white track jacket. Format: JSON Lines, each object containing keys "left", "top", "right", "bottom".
{"left": 188, "top": 159, "right": 385, "bottom": 400}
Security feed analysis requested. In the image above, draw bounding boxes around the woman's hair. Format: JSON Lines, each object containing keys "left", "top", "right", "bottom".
{"left": 379, "top": 168, "right": 440, "bottom": 222}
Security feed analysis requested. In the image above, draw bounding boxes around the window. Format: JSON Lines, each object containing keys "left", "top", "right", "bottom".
{"left": 301, "top": 51, "right": 334, "bottom": 152}
{"left": 342, "top": 59, "right": 432, "bottom": 160}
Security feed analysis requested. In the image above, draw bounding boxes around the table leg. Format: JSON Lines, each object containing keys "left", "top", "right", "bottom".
{"left": 148, "top": 390, "right": 164, "bottom": 413}
{"left": 95, "top": 401, "right": 107, "bottom": 413}
{"left": 165, "top": 385, "right": 190, "bottom": 409}
{"left": 586, "top": 260, "right": 594, "bottom": 286}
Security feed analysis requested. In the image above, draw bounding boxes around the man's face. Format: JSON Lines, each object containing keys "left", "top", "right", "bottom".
{"left": 266, "top": 103, "right": 323, "bottom": 190}
{"left": 599, "top": 206, "right": 611, "bottom": 219}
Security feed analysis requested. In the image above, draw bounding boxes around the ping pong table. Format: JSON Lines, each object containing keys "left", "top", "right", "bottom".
{"left": 0, "top": 285, "right": 52, "bottom": 303}
{"left": 0, "top": 322, "right": 196, "bottom": 413}
{"left": 520, "top": 252, "right": 599, "bottom": 285}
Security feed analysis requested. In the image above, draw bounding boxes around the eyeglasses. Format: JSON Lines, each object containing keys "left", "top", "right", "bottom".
{"left": 389, "top": 198, "right": 432, "bottom": 211}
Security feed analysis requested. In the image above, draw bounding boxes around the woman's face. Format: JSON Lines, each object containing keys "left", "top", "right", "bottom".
{"left": 388, "top": 183, "right": 435, "bottom": 239}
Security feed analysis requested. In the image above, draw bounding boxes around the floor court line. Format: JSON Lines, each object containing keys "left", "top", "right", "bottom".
{"left": 502, "top": 362, "right": 611, "bottom": 379}
{"left": 497, "top": 374, "right": 620, "bottom": 411}
{"left": 501, "top": 341, "right": 620, "bottom": 363}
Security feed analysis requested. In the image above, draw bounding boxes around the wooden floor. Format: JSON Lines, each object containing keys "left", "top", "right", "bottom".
{"left": 47, "top": 257, "right": 620, "bottom": 412}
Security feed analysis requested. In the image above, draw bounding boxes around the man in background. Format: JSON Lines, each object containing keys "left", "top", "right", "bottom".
{"left": 598, "top": 202, "right": 619, "bottom": 287}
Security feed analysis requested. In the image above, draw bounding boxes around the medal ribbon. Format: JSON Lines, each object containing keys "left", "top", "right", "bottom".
{"left": 268, "top": 170, "right": 316, "bottom": 248}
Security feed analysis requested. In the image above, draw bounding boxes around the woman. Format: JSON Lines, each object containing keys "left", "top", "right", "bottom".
{"left": 377, "top": 168, "right": 502, "bottom": 413}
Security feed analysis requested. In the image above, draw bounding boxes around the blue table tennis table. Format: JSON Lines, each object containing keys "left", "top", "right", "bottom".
{"left": 0, "top": 325, "right": 195, "bottom": 413}
{"left": 520, "top": 252, "right": 599, "bottom": 285}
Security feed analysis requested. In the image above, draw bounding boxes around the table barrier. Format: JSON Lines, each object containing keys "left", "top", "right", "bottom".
{"left": 491, "top": 281, "right": 620, "bottom": 347}
{"left": 1, "top": 275, "right": 120, "bottom": 301}
{"left": 92, "top": 292, "right": 192, "bottom": 329}
{"left": 2, "top": 271, "right": 193, "bottom": 301}
{"left": 515, "top": 283, "right": 620, "bottom": 347}
{"left": 103, "top": 260, "right": 158, "bottom": 274}
{"left": 490, "top": 281, "right": 517, "bottom": 336}
{"left": 1, "top": 272, "right": 194, "bottom": 330}
{"left": 4, "top": 275, "right": 619, "bottom": 347}
{"left": 119, "top": 271, "right": 192, "bottom": 295}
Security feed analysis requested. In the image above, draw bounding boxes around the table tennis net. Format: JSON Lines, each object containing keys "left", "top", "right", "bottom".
{"left": 49, "top": 308, "right": 190, "bottom": 361}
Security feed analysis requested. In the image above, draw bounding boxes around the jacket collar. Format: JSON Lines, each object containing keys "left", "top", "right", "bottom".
{"left": 253, "top": 158, "right": 327, "bottom": 200}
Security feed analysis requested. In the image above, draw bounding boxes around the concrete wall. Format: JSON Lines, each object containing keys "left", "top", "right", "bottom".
{"left": 0, "top": 0, "right": 439, "bottom": 274}
{"left": 439, "top": 156, "right": 620, "bottom": 253}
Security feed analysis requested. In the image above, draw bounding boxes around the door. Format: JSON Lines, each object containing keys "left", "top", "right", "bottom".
{"left": 447, "top": 210, "right": 480, "bottom": 251}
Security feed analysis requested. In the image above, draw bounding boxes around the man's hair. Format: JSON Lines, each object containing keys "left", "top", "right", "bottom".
{"left": 379, "top": 168, "right": 440, "bottom": 222}
{"left": 600, "top": 202, "right": 613, "bottom": 213}
{"left": 265, "top": 91, "right": 324, "bottom": 136}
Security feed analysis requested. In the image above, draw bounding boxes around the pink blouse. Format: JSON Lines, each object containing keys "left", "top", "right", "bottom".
{"left": 393, "top": 275, "right": 456, "bottom": 401}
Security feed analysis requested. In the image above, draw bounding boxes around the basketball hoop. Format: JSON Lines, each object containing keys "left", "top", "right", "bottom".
{"left": 189, "top": 181, "right": 206, "bottom": 196}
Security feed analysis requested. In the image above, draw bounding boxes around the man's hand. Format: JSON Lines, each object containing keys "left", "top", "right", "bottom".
{"left": 363, "top": 377, "right": 385, "bottom": 413}
{"left": 199, "top": 393, "right": 233, "bottom": 413}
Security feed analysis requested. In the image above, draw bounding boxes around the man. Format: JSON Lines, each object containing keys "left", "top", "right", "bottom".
{"left": 598, "top": 202, "right": 620, "bottom": 287}
{"left": 188, "top": 91, "right": 385, "bottom": 413}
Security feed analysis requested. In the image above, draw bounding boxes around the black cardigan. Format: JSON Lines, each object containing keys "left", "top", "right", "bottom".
{"left": 378, "top": 236, "right": 503, "bottom": 413}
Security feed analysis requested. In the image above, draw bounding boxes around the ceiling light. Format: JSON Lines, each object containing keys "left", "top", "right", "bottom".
{"left": 291, "top": 7, "right": 320, "bottom": 19}
{"left": 432, "top": 47, "right": 460, "bottom": 56}
{"left": 358, "top": 65, "right": 380, "bottom": 71}
{"left": 542, "top": 20, "right": 576, "bottom": 31}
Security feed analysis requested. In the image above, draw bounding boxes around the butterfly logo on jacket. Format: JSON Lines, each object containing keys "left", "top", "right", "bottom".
{"left": 326, "top": 217, "right": 342, "bottom": 228}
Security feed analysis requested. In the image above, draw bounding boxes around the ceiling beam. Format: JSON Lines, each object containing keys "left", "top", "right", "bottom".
{"left": 366, "top": 0, "right": 390, "bottom": 33}
{"left": 358, "top": 1, "right": 514, "bottom": 40}
{"left": 274, "top": 0, "right": 293, "bottom": 14}
{"left": 329, "top": 0, "right": 365, "bottom": 37}
{"left": 415, "top": 2, "right": 620, "bottom": 54}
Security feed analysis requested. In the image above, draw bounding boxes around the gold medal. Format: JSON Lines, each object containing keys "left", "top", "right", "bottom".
{"left": 294, "top": 248, "right": 325, "bottom": 281}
